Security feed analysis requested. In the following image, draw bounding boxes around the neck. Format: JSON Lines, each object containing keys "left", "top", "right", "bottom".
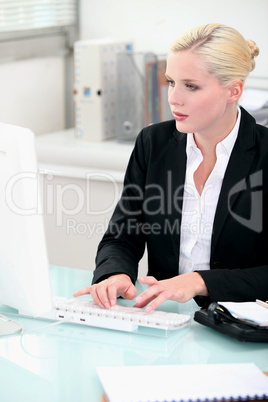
{"left": 194, "top": 105, "right": 238, "bottom": 157}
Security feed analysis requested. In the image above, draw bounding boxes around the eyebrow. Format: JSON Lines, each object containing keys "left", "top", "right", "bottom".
{"left": 165, "top": 74, "right": 201, "bottom": 83}
{"left": 165, "top": 74, "right": 173, "bottom": 80}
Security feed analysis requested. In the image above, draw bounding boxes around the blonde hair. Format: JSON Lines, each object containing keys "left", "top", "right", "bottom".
{"left": 170, "top": 23, "right": 259, "bottom": 85}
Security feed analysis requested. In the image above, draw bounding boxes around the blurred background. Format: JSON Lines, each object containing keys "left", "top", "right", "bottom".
{"left": 0, "top": 0, "right": 267, "bottom": 135}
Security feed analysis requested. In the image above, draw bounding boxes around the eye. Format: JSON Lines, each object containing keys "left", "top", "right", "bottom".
{"left": 166, "top": 79, "right": 175, "bottom": 87}
{"left": 186, "top": 83, "right": 198, "bottom": 91}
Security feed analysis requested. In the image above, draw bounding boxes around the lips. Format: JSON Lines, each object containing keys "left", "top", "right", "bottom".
{"left": 173, "top": 111, "right": 188, "bottom": 121}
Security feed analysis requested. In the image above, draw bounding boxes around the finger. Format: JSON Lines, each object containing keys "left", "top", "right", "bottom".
{"left": 174, "top": 289, "right": 184, "bottom": 301}
{"left": 73, "top": 287, "right": 91, "bottom": 297}
{"left": 90, "top": 286, "right": 105, "bottom": 309}
{"left": 133, "top": 295, "right": 156, "bottom": 308}
{"left": 144, "top": 291, "right": 171, "bottom": 313}
{"left": 122, "top": 283, "right": 138, "bottom": 300}
{"left": 135, "top": 284, "right": 160, "bottom": 307}
{"left": 96, "top": 284, "right": 112, "bottom": 309}
{"left": 107, "top": 284, "right": 117, "bottom": 307}
{"left": 139, "top": 276, "right": 158, "bottom": 286}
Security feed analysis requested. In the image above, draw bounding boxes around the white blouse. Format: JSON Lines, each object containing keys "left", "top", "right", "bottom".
{"left": 179, "top": 108, "right": 241, "bottom": 274}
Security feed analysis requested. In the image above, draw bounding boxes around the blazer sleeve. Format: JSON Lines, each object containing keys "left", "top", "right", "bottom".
{"left": 92, "top": 130, "right": 148, "bottom": 284}
{"left": 196, "top": 265, "right": 268, "bottom": 307}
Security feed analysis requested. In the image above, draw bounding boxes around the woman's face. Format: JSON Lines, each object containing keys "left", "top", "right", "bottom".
{"left": 166, "top": 50, "right": 234, "bottom": 138}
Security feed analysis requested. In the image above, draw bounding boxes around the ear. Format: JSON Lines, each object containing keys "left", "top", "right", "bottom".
{"left": 227, "top": 80, "right": 244, "bottom": 104}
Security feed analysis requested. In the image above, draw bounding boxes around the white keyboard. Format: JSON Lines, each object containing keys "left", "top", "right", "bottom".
{"left": 35, "top": 297, "right": 191, "bottom": 333}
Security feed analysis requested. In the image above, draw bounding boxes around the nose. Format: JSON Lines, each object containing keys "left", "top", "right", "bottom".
{"left": 168, "top": 87, "right": 184, "bottom": 106}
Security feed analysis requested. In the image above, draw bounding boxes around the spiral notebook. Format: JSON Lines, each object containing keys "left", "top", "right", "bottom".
{"left": 97, "top": 363, "right": 268, "bottom": 402}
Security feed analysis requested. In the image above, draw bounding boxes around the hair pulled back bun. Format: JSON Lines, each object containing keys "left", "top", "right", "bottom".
{"left": 170, "top": 23, "right": 260, "bottom": 84}
{"left": 246, "top": 39, "right": 259, "bottom": 71}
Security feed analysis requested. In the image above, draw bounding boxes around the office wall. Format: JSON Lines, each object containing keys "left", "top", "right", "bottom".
{"left": 80, "top": 0, "right": 268, "bottom": 79}
{"left": 0, "top": 57, "right": 65, "bottom": 135}
{"left": 0, "top": 0, "right": 267, "bottom": 135}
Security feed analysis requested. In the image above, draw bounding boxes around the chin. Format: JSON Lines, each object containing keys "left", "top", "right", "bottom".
{"left": 175, "top": 121, "right": 190, "bottom": 133}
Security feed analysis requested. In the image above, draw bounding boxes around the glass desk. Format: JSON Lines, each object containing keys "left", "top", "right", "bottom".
{"left": 0, "top": 265, "right": 267, "bottom": 402}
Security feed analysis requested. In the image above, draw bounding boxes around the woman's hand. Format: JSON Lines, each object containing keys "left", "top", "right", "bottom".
{"left": 73, "top": 274, "right": 137, "bottom": 309}
{"left": 134, "top": 272, "right": 208, "bottom": 312}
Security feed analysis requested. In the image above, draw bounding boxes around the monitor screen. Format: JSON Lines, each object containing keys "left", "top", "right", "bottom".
{"left": 0, "top": 123, "right": 52, "bottom": 325}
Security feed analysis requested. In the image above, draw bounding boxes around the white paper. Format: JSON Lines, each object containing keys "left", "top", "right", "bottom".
{"left": 220, "top": 301, "right": 268, "bottom": 326}
{"left": 97, "top": 362, "right": 268, "bottom": 402}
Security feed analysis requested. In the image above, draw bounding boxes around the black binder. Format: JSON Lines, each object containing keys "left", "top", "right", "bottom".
{"left": 194, "top": 302, "right": 268, "bottom": 342}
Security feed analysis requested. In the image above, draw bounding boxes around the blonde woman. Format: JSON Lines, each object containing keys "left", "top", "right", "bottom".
{"left": 75, "top": 24, "right": 268, "bottom": 311}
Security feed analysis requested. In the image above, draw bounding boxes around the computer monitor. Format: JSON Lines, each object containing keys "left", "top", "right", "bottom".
{"left": 0, "top": 123, "right": 52, "bottom": 336}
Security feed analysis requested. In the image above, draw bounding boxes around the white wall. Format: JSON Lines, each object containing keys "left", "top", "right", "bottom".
{"left": 80, "top": 0, "right": 268, "bottom": 79}
{"left": 0, "top": 0, "right": 267, "bottom": 135}
{"left": 0, "top": 57, "right": 65, "bottom": 135}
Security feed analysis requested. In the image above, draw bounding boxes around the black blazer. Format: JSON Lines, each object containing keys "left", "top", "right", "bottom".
{"left": 93, "top": 107, "right": 268, "bottom": 306}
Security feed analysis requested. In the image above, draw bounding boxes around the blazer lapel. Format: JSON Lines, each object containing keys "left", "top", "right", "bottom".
{"left": 211, "top": 108, "right": 256, "bottom": 255}
{"left": 165, "top": 129, "right": 187, "bottom": 260}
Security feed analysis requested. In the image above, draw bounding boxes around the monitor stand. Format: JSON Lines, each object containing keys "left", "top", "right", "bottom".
{"left": 0, "top": 314, "right": 23, "bottom": 337}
